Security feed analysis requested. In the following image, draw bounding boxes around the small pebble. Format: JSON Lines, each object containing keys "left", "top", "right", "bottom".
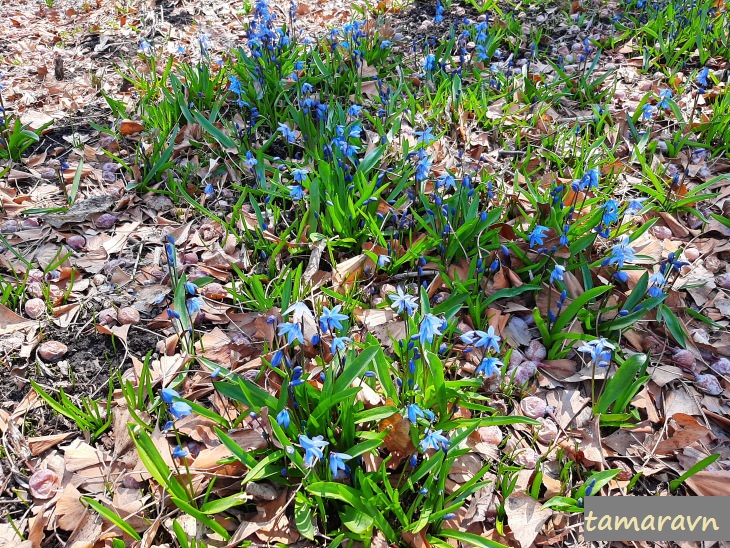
{"left": 520, "top": 396, "right": 547, "bottom": 418}
{"left": 98, "top": 308, "right": 118, "bottom": 326}
{"left": 118, "top": 307, "right": 141, "bottom": 325}
{"left": 536, "top": 417, "right": 558, "bottom": 444}
{"left": 652, "top": 226, "right": 672, "bottom": 240}
{"left": 673, "top": 349, "right": 696, "bottom": 370}
{"left": 715, "top": 273, "right": 730, "bottom": 290}
{"left": 684, "top": 248, "right": 699, "bottom": 261}
{"left": 713, "top": 357, "right": 730, "bottom": 376}
{"left": 509, "top": 360, "right": 538, "bottom": 385}
{"left": 38, "top": 341, "right": 68, "bottom": 362}
{"left": 21, "top": 219, "right": 40, "bottom": 229}
{"left": 96, "top": 214, "right": 118, "bottom": 229}
{"left": 66, "top": 235, "right": 86, "bottom": 251}
{"left": 25, "top": 298, "right": 46, "bottom": 319}
{"left": 695, "top": 374, "right": 722, "bottom": 396}
{"left": 514, "top": 447, "right": 537, "bottom": 469}
{"left": 525, "top": 340, "right": 547, "bottom": 362}
{"left": 478, "top": 425, "right": 503, "bottom": 445}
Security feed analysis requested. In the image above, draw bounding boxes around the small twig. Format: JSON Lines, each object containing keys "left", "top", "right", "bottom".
{"left": 390, "top": 269, "right": 439, "bottom": 280}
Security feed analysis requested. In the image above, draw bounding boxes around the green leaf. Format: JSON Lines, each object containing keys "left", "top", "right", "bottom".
{"left": 658, "top": 303, "right": 687, "bottom": 347}
{"left": 128, "top": 426, "right": 188, "bottom": 501}
{"left": 214, "top": 427, "right": 258, "bottom": 468}
{"left": 307, "top": 482, "right": 396, "bottom": 541}
{"left": 333, "top": 345, "right": 380, "bottom": 393}
{"left": 339, "top": 505, "right": 374, "bottom": 534}
{"left": 670, "top": 453, "right": 720, "bottom": 492}
{"left": 550, "top": 285, "right": 612, "bottom": 336}
{"left": 82, "top": 497, "right": 141, "bottom": 540}
{"left": 171, "top": 497, "right": 231, "bottom": 540}
{"left": 193, "top": 111, "right": 235, "bottom": 149}
{"left": 201, "top": 493, "right": 250, "bottom": 514}
{"left": 214, "top": 378, "right": 277, "bottom": 410}
{"left": 295, "top": 493, "right": 315, "bottom": 540}
{"left": 484, "top": 285, "right": 539, "bottom": 307}
{"left": 68, "top": 159, "right": 84, "bottom": 206}
{"left": 710, "top": 213, "right": 730, "bottom": 230}
{"left": 595, "top": 353, "right": 647, "bottom": 415}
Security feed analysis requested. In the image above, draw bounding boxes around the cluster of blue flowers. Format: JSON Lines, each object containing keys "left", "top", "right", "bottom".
{"left": 461, "top": 326, "right": 503, "bottom": 378}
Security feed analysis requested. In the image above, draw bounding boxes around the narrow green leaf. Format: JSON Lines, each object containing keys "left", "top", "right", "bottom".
{"left": 82, "top": 497, "right": 142, "bottom": 540}
{"left": 670, "top": 453, "right": 720, "bottom": 492}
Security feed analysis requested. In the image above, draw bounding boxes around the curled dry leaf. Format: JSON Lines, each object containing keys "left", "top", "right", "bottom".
{"left": 120, "top": 119, "right": 145, "bottom": 135}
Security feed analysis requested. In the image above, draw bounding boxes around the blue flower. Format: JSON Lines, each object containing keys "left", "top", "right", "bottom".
{"left": 320, "top": 305, "right": 348, "bottom": 332}
{"left": 271, "top": 350, "right": 284, "bottom": 368}
{"left": 641, "top": 104, "right": 653, "bottom": 120}
{"left": 434, "top": 0, "right": 444, "bottom": 22}
{"left": 291, "top": 168, "right": 309, "bottom": 182}
{"left": 415, "top": 155, "right": 432, "bottom": 181}
{"left": 550, "top": 264, "right": 566, "bottom": 284}
{"left": 407, "top": 404, "right": 425, "bottom": 424}
{"left": 648, "top": 272, "right": 666, "bottom": 298}
{"left": 380, "top": 40, "right": 392, "bottom": 49}
{"left": 170, "top": 401, "right": 192, "bottom": 419}
{"left": 577, "top": 338, "right": 615, "bottom": 367}
{"left": 331, "top": 336, "right": 352, "bottom": 355}
{"left": 418, "top": 313, "right": 444, "bottom": 345}
{"left": 389, "top": 286, "right": 418, "bottom": 315}
{"left": 278, "top": 322, "right": 304, "bottom": 345}
{"left": 198, "top": 33, "right": 211, "bottom": 54}
{"left": 276, "top": 408, "right": 291, "bottom": 428}
{"left": 161, "top": 388, "right": 179, "bottom": 404}
{"left": 172, "top": 445, "right": 189, "bottom": 458}
{"left": 613, "top": 270, "right": 629, "bottom": 283}
{"left": 329, "top": 451, "right": 353, "bottom": 477}
{"left": 436, "top": 173, "right": 456, "bottom": 191}
{"left": 187, "top": 296, "right": 204, "bottom": 316}
{"left": 602, "top": 237, "right": 636, "bottom": 268}
{"left": 300, "top": 434, "right": 329, "bottom": 467}
{"left": 288, "top": 185, "right": 305, "bottom": 201}
{"left": 290, "top": 366, "right": 305, "bottom": 387}
{"left": 476, "top": 356, "right": 503, "bottom": 377}
{"left": 420, "top": 429, "right": 449, "bottom": 452}
{"left": 347, "top": 104, "right": 363, "bottom": 117}
{"left": 278, "top": 123, "right": 298, "bottom": 143}
{"left": 625, "top": 198, "right": 647, "bottom": 215}
{"left": 244, "top": 151, "right": 258, "bottom": 167}
{"left": 461, "top": 326, "right": 501, "bottom": 353}
{"left": 229, "top": 76, "right": 243, "bottom": 96}
{"left": 657, "top": 89, "right": 672, "bottom": 109}
{"left": 424, "top": 54, "right": 436, "bottom": 71}
{"left": 377, "top": 255, "right": 391, "bottom": 267}
{"left": 414, "top": 127, "right": 436, "bottom": 145}
{"left": 696, "top": 67, "right": 710, "bottom": 87}
{"left": 283, "top": 301, "right": 314, "bottom": 322}
{"left": 139, "top": 39, "right": 153, "bottom": 55}
{"left": 529, "top": 225, "right": 549, "bottom": 248}
{"left": 601, "top": 199, "right": 619, "bottom": 225}
{"left": 301, "top": 82, "right": 313, "bottom": 94}
{"left": 204, "top": 183, "right": 214, "bottom": 196}
{"left": 165, "top": 242, "right": 176, "bottom": 267}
